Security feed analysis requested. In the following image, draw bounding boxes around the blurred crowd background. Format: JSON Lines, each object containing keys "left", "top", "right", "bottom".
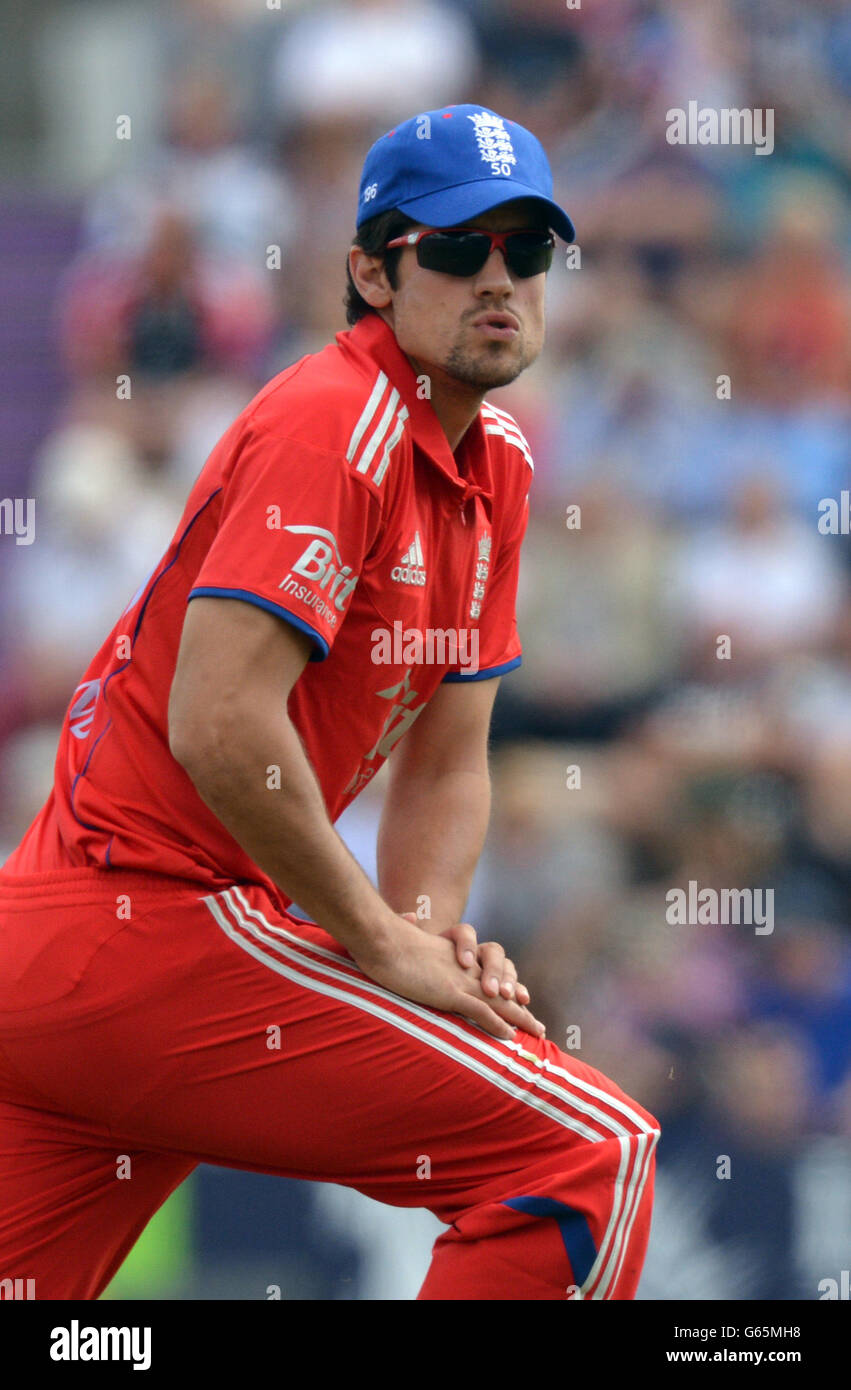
{"left": 1, "top": 0, "right": 850, "bottom": 1300}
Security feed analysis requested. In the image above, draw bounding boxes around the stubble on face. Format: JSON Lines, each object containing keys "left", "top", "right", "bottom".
{"left": 442, "top": 323, "right": 537, "bottom": 392}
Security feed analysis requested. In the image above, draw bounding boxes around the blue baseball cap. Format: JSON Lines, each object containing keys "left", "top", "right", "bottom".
{"left": 357, "top": 104, "right": 575, "bottom": 243}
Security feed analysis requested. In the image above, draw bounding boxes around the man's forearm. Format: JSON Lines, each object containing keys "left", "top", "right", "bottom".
{"left": 377, "top": 766, "right": 491, "bottom": 931}
{"left": 178, "top": 704, "right": 398, "bottom": 959}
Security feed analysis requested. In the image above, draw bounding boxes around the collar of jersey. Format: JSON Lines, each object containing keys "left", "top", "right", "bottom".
{"left": 340, "top": 314, "right": 494, "bottom": 505}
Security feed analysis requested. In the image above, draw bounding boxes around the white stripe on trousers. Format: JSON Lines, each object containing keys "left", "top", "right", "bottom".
{"left": 223, "top": 886, "right": 654, "bottom": 1139}
{"left": 202, "top": 884, "right": 658, "bottom": 1298}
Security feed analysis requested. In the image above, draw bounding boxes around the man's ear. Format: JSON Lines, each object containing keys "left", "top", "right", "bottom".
{"left": 349, "top": 246, "right": 393, "bottom": 311}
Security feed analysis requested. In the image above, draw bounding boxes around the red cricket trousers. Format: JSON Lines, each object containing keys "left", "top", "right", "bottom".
{"left": 0, "top": 867, "right": 660, "bottom": 1300}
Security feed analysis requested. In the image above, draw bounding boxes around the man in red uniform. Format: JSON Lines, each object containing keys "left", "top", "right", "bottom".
{"left": 0, "top": 105, "right": 659, "bottom": 1300}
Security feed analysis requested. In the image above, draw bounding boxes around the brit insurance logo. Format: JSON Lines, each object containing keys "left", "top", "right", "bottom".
{"left": 468, "top": 111, "right": 517, "bottom": 177}
{"left": 279, "top": 524, "right": 359, "bottom": 628}
{"left": 391, "top": 530, "right": 427, "bottom": 587}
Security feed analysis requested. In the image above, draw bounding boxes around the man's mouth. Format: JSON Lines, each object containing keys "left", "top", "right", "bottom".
{"left": 471, "top": 311, "right": 520, "bottom": 341}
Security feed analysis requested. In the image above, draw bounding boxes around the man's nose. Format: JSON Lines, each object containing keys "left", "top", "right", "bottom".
{"left": 473, "top": 245, "right": 514, "bottom": 294}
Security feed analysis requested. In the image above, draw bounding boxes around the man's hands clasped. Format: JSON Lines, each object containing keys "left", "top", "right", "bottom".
{"left": 351, "top": 912, "right": 546, "bottom": 1042}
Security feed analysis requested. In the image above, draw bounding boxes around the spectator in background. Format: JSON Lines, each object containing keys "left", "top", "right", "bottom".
{"left": 0, "top": 725, "right": 64, "bottom": 867}
{"left": 272, "top": 0, "right": 479, "bottom": 127}
{"left": 52, "top": 64, "right": 291, "bottom": 513}
{"left": 3, "top": 423, "right": 177, "bottom": 723}
{"left": 666, "top": 475, "right": 848, "bottom": 673}
{"left": 748, "top": 924, "right": 851, "bottom": 1105}
{"left": 506, "top": 483, "right": 679, "bottom": 731}
{"left": 59, "top": 207, "right": 277, "bottom": 381}
{"left": 719, "top": 181, "right": 850, "bottom": 407}
{"left": 83, "top": 62, "right": 295, "bottom": 268}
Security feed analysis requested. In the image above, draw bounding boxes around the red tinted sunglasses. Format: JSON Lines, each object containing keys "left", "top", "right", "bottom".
{"left": 385, "top": 226, "right": 555, "bottom": 278}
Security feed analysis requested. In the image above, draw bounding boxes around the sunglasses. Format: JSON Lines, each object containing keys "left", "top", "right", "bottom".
{"left": 384, "top": 226, "right": 556, "bottom": 278}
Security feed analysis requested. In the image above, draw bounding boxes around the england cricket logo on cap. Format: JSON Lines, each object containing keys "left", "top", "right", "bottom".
{"left": 468, "top": 111, "right": 517, "bottom": 177}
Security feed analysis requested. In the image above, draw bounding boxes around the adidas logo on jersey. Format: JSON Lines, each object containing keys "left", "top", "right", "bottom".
{"left": 391, "top": 531, "right": 427, "bottom": 586}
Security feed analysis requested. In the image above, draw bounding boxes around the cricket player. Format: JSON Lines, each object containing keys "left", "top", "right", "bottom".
{"left": 0, "top": 105, "right": 660, "bottom": 1300}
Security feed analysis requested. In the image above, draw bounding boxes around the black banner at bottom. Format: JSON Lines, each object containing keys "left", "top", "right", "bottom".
{"left": 0, "top": 1297, "right": 841, "bottom": 1379}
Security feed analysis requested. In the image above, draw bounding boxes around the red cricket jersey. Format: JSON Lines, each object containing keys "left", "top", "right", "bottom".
{"left": 3, "top": 314, "right": 534, "bottom": 911}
